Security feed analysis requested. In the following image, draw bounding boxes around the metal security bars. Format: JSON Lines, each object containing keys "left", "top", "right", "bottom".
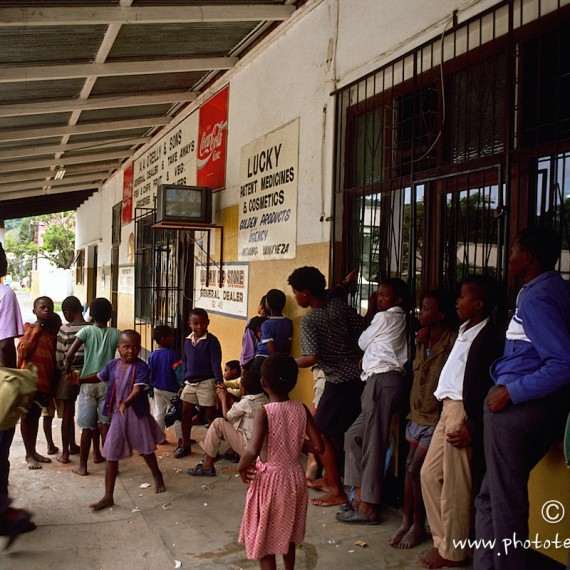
{"left": 533, "top": 152, "right": 570, "bottom": 278}
{"left": 333, "top": 0, "right": 570, "bottom": 309}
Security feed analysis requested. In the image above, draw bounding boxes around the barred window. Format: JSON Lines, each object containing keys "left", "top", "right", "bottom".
{"left": 75, "top": 248, "right": 85, "bottom": 285}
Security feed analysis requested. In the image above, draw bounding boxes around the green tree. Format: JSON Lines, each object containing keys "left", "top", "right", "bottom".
{"left": 39, "top": 212, "right": 76, "bottom": 269}
{"left": 5, "top": 212, "right": 76, "bottom": 274}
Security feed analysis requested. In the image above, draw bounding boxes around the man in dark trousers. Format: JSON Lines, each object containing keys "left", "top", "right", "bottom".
{"left": 474, "top": 227, "right": 570, "bottom": 570}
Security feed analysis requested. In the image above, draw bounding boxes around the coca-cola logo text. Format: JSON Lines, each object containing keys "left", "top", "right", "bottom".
{"left": 199, "top": 120, "right": 227, "bottom": 160}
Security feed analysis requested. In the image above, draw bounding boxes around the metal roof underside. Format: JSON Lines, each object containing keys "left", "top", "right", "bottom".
{"left": 0, "top": 1, "right": 297, "bottom": 220}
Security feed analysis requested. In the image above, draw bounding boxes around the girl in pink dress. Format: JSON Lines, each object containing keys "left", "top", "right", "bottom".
{"left": 238, "top": 354, "right": 324, "bottom": 569}
{"left": 86, "top": 330, "right": 165, "bottom": 511}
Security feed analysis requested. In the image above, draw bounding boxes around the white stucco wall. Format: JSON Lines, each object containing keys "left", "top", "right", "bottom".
{"left": 76, "top": 0, "right": 519, "bottom": 268}
{"left": 76, "top": 171, "right": 124, "bottom": 267}
{"left": 224, "top": 1, "right": 338, "bottom": 246}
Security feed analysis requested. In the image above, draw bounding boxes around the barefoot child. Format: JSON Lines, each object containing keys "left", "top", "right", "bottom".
{"left": 17, "top": 296, "right": 62, "bottom": 469}
{"left": 88, "top": 330, "right": 165, "bottom": 510}
{"left": 238, "top": 354, "right": 324, "bottom": 569}
{"left": 65, "top": 297, "right": 121, "bottom": 476}
{"left": 288, "top": 266, "right": 364, "bottom": 508}
{"left": 388, "top": 291, "right": 457, "bottom": 549}
{"left": 55, "top": 296, "right": 90, "bottom": 464}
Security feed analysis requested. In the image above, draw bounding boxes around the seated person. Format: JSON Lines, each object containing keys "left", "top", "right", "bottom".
{"left": 223, "top": 359, "right": 242, "bottom": 400}
{"left": 187, "top": 370, "right": 268, "bottom": 476}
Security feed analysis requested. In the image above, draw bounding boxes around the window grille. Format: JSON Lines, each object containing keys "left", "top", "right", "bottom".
{"left": 519, "top": 20, "right": 570, "bottom": 148}
{"left": 334, "top": 0, "right": 568, "bottom": 308}
{"left": 533, "top": 152, "right": 570, "bottom": 278}
{"left": 111, "top": 203, "right": 122, "bottom": 247}
{"left": 344, "top": 186, "right": 423, "bottom": 313}
{"left": 134, "top": 209, "right": 154, "bottom": 322}
{"left": 448, "top": 53, "right": 506, "bottom": 163}
{"left": 75, "top": 248, "right": 85, "bottom": 285}
{"left": 438, "top": 172, "right": 504, "bottom": 291}
{"left": 134, "top": 207, "right": 197, "bottom": 354}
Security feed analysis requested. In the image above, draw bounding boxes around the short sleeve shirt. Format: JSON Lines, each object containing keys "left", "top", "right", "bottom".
{"left": 56, "top": 322, "right": 91, "bottom": 370}
{"left": 0, "top": 284, "right": 24, "bottom": 342}
{"left": 300, "top": 297, "right": 363, "bottom": 383}
{"left": 257, "top": 316, "right": 293, "bottom": 356}
{"left": 75, "top": 325, "right": 121, "bottom": 377}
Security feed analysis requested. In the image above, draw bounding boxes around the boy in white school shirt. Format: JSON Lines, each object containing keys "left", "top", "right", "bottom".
{"left": 417, "top": 275, "right": 504, "bottom": 569}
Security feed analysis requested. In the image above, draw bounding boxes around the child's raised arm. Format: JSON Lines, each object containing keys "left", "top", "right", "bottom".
{"left": 302, "top": 404, "right": 324, "bottom": 455}
{"left": 237, "top": 406, "right": 268, "bottom": 484}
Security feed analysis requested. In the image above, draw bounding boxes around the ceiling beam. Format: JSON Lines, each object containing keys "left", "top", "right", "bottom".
{"left": 0, "top": 184, "right": 101, "bottom": 202}
{"left": 0, "top": 172, "right": 109, "bottom": 194}
{"left": 0, "top": 162, "right": 121, "bottom": 184}
{"left": 0, "top": 91, "right": 198, "bottom": 118}
{"left": 0, "top": 151, "right": 132, "bottom": 174}
{"left": 0, "top": 58, "right": 238, "bottom": 84}
{"left": 0, "top": 5, "right": 295, "bottom": 26}
{"left": 0, "top": 117, "right": 169, "bottom": 143}
{"left": 0, "top": 137, "right": 150, "bottom": 161}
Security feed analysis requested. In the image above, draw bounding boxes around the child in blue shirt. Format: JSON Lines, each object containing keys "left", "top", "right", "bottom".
{"left": 251, "top": 289, "right": 292, "bottom": 371}
{"left": 147, "top": 325, "right": 184, "bottom": 444}
{"left": 175, "top": 308, "right": 223, "bottom": 458}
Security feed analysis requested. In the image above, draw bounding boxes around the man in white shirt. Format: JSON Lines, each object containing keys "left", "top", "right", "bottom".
{"left": 337, "top": 278, "right": 408, "bottom": 525}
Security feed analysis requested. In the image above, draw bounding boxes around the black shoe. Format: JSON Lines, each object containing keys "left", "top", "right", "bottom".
{"left": 173, "top": 445, "right": 191, "bottom": 458}
{"left": 335, "top": 509, "right": 379, "bottom": 525}
{"left": 220, "top": 451, "right": 240, "bottom": 463}
{"left": 187, "top": 463, "right": 216, "bottom": 477}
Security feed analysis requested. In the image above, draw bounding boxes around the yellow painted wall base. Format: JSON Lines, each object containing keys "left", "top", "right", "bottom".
{"left": 117, "top": 292, "right": 134, "bottom": 332}
{"left": 528, "top": 444, "right": 570, "bottom": 565}
{"left": 210, "top": 241, "right": 331, "bottom": 406}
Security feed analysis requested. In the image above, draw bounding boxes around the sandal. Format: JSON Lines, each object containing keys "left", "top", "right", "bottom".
{"left": 187, "top": 463, "right": 216, "bottom": 477}
{"left": 173, "top": 445, "right": 191, "bottom": 459}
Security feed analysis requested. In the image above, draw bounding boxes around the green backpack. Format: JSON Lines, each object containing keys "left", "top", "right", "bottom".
{"left": 0, "top": 365, "right": 38, "bottom": 430}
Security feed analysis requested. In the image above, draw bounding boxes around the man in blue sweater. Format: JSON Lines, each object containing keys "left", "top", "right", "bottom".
{"left": 175, "top": 308, "right": 223, "bottom": 458}
{"left": 474, "top": 227, "right": 570, "bottom": 570}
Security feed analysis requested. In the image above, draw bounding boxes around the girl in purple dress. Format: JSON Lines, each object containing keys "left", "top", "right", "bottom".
{"left": 88, "top": 330, "right": 165, "bottom": 510}
{"left": 238, "top": 354, "right": 324, "bottom": 569}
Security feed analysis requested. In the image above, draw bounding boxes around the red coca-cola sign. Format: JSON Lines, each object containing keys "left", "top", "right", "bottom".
{"left": 197, "top": 86, "right": 229, "bottom": 190}
{"left": 122, "top": 164, "right": 133, "bottom": 224}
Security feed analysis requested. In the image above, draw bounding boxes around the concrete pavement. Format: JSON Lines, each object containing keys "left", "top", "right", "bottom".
{"left": 6, "top": 290, "right": 470, "bottom": 569}
{"left": 1, "top": 420, "right": 468, "bottom": 570}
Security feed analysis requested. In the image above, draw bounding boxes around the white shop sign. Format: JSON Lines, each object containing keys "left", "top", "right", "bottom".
{"left": 132, "top": 113, "right": 199, "bottom": 210}
{"left": 238, "top": 119, "right": 299, "bottom": 261}
{"left": 194, "top": 263, "right": 249, "bottom": 319}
